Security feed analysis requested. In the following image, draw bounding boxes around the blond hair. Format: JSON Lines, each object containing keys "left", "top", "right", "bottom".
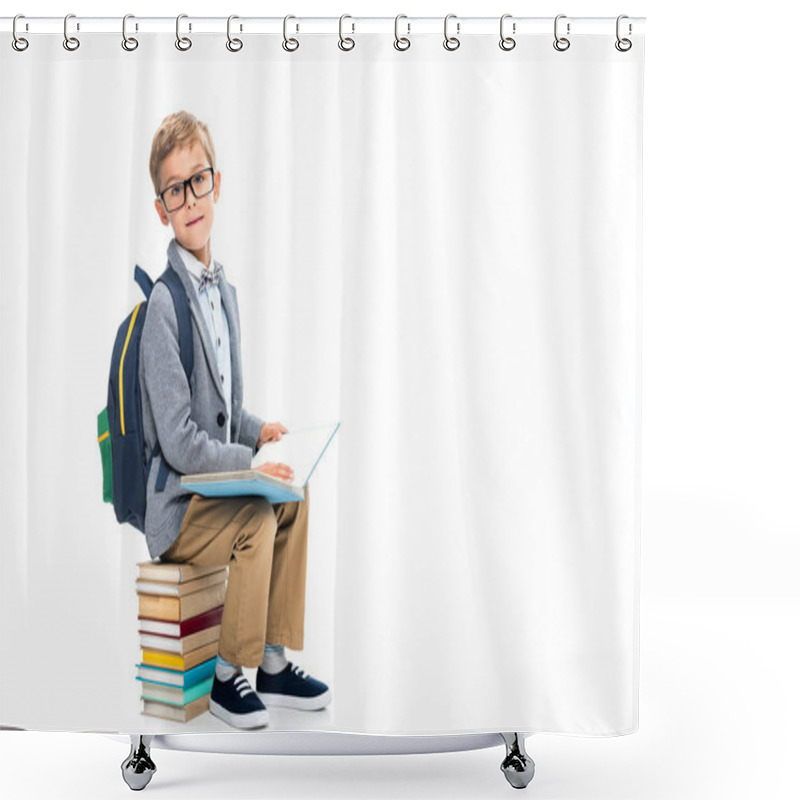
{"left": 149, "top": 111, "right": 216, "bottom": 195}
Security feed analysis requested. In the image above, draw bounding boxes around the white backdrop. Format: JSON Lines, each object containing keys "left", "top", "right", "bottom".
{"left": 0, "top": 19, "right": 642, "bottom": 735}
{"left": 3, "top": 1, "right": 798, "bottom": 799}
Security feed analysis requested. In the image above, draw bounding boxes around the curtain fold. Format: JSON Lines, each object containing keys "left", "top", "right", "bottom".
{"left": 1, "top": 30, "right": 643, "bottom": 735}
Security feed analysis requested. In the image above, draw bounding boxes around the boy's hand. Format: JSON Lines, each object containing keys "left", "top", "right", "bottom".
{"left": 255, "top": 461, "right": 294, "bottom": 484}
{"left": 257, "top": 422, "right": 288, "bottom": 448}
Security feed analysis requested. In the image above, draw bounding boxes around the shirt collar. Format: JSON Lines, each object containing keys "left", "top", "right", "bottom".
{"left": 175, "top": 242, "right": 215, "bottom": 284}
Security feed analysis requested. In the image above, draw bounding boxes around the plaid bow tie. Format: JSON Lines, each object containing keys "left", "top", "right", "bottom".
{"left": 198, "top": 265, "right": 221, "bottom": 293}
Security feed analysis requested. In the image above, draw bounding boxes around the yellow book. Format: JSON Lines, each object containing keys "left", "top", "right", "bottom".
{"left": 142, "top": 640, "right": 219, "bottom": 671}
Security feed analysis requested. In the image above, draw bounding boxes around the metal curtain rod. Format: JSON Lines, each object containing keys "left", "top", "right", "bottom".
{"left": 1, "top": 15, "right": 647, "bottom": 36}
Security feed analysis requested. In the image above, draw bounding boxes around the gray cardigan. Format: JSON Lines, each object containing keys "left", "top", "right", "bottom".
{"left": 138, "top": 239, "right": 264, "bottom": 558}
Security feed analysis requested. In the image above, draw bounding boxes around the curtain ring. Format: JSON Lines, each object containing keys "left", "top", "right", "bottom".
{"left": 553, "top": 14, "right": 570, "bottom": 52}
{"left": 394, "top": 14, "right": 411, "bottom": 51}
{"left": 499, "top": 13, "right": 516, "bottom": 51}
{"left": 12, "top": 15, "right": 29, "bottom": 52}
{"left": 338, "top": 14, "right": 355, "bottom": 51}
{"left": 63, "top": 13, "right": 80, "bottom": 51}
{"left": 227, "top": 15, "right": 243, "bottom": 52}
{"left": 615, "top": 15, "right": 632, "bottom": 52}
{"left": 176, "top": 14, "right": 192, "bottom": 51}
{"left": 443, "top": 13, "right": 460, "bottom": 51}
{"left": 283, "top": 15, "right": 299, "bottom": 52}
{"left": 122, "top": 14, "right": 139, "bottom": 51}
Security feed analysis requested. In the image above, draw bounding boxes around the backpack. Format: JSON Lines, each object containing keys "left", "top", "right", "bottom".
{"left": 97, "top": 264, "right": 194, "bottom": 532}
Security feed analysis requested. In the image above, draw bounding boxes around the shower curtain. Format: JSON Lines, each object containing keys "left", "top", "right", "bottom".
{"left": 0, "top": 18, "right": 644, "bottom": 736}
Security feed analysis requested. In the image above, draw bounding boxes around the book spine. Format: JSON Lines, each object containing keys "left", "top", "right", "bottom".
{"left": 138, "top": 604, "right": 224, "bottom": 637}
{"left": 137, "top": 582, "right": 226, "bottom": 622}
{"left": 180, "top": 582, "right": 227, "bottom": 621}
{"left": 136, "top": 570, "right": 227, "bottom": 597}
{"left": 139, "top": 624, "right": 221, "bottom": 655}
{"left": 140, "top": 675, "right": 213, "bottom": 706}
{"left": 142, "top": 640, "right": 218, "bottom": 671}
{"left": 137, "top": 562, "right": 227, "bottom": 583}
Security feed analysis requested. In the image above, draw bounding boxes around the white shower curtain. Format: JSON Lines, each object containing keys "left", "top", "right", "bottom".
{"left": 0, "top": 22, "right": 643, "bottom": 736}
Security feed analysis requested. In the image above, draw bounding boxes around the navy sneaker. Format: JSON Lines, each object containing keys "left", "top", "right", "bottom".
{"left": 209, "top": 672, "right": 269, "bottom": 729}
{"left": 256, "top": 662, "right": 332, "bottom": 710}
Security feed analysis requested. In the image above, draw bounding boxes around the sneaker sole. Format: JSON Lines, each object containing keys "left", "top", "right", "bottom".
{"left": 257, "top": 688, "right": 332, "bottom": 711}
{"left": 209, "top": 698, "right": 270, "bottom": 729}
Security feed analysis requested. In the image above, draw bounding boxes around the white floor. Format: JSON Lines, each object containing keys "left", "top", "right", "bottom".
{"left": 3, "top": 596, "right": 797, "bottom": 800}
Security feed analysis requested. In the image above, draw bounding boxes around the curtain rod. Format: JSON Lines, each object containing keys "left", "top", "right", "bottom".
{"left": 1, "top": 16, "right": 646, "bottom": 37}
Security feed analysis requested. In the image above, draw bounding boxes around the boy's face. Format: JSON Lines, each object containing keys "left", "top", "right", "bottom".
{"left": 154, "top": 141, "right": 220, "bottom": 261}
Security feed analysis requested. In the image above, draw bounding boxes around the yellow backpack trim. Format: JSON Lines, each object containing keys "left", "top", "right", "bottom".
{"left": 119, "top": 302, "right": 143, "bottom": 436}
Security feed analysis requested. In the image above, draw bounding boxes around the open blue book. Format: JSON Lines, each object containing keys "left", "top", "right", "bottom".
{"left": 181, "top": 422, "right": 339, "bottom": 503}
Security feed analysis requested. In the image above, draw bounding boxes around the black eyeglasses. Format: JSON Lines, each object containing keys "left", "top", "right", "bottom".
{"left": 158, "top": 167, "right": 215, "bottom": 212}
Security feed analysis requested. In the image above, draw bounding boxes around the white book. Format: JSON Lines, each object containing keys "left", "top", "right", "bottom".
{"left": 181, "top": 422, "right": 340, "bottom": 503}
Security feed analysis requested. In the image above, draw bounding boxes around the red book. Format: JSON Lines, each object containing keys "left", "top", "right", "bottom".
{"left": 138, "top": 604, "right": 224, "bottom": 638}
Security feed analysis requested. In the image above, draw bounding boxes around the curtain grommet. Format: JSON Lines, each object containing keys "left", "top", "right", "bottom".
{"left": 615, "top": 15, "right": 632, "bottom": 51}
{"left": 394, "top": 15, "right": 411, "bottom": 51}
{"left": 63, "top": 13, "right": 80, "bottom": 51}
{"left": 443, "top": 13, "right": 460, "bottom": 51}
{"left": 553, "top": 14, "right": 570, "bottom": 52}
{"left": 175, "top": 14, "right": 192, "bottom": 51}
{"left": 499, "top": 14, "right": 516, "bottom": 51}
{"left": 338, "top": 14, "right": 355, "bottom": 51}
{"left": 226, "top": 15, "right": 243, "bottom": 52}
{"left": 283, "top": 15, "right": 299, "bottom": 52}
{"left": 12, "top": 14, "right": 29, "bottom": 51}
{"left": 122, "top": 14, "right": 139, "bottom": 51}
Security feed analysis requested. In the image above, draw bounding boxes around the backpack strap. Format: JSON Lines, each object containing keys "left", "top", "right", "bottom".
{"left": 134, "top": 265, "right": 154, "bottom": 299}
{"left": 152, "top": 266, "right": 194, "bottom": 492}
{"left": 158, "top": 266, "right": 194, "bottom": 379}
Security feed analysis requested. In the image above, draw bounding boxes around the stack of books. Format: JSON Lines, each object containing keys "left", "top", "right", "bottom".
{"left": 135, "top": 561, "right": 228, "bottom": 722}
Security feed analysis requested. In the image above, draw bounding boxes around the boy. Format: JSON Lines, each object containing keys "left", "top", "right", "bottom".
{"left": 139, "top": 110, "right": 330, "bottom": 729}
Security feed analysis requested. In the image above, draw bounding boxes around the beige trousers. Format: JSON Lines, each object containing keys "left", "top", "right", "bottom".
{"left": 160, "top": 490, "right": 309, "bottom": 667}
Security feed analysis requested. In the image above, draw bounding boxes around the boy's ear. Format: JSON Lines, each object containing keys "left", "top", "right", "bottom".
{"left": 154, "top": 197, "right": 169, "bottom": 226}
{"left": 213, "top": 170, "right": 221, "bottom": 203}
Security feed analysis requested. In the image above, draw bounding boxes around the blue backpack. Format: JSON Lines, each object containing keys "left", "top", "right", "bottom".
{"left": 97, "top": 264, "right": 193, "bottom": 532}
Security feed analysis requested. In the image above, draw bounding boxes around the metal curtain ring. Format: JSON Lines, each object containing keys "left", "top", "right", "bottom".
{"left": 339, "top": 14, "right": 355, "bottom": 51}
{"left": 553, "top": 14, "right": 570, "bottom": 51}
{"left": 394, "top": 14, "right": 411, "bottom": 52}
{"left": 63, "top": 13, "right": 80, "bottom": 51}
{"left": 176, "top": 14, "right": 192, "bottom": 51}
{"left": 499, "top": 13, "right": 516, "bottom": 51}
{"left": 227, "top": 15, "right": 243, "bottom": 52}
{"left": 12, "top": 14, "right": 29, "bottom": 51}
{"left": 443, "top": 13, "right": 460, "bottom": 51}
{"left": 394, "top": 14, "right": 410, "bottom": 51}
{"left": 283, "top": 15, "right": 299, "bottom": 52}
{"left": 122, "top": 14, "right": 139, "bottom": 51}
{"left": 615, "top": 14, "right": 632, "bottom": 51}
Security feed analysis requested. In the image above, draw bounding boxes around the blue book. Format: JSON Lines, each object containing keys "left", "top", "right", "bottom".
{"left": 135, "top": 657, "right": 216, "bottom": 689}
{"left": 181, "top": 422, "right": 339, "bottom": 503}
{"left": 139, "top": 675, "right": 214, "bottom": 706}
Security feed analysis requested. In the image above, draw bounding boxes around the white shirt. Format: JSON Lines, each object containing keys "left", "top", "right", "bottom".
{"left": 176, "top": 243, "right": 233, "bottom": 445}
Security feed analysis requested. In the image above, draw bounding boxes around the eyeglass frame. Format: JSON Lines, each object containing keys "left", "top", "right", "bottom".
{"left": 157, "top": 166, "right": 216, "bottom": 212}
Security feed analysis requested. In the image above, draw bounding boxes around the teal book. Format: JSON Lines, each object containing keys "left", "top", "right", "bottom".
{"left": 135, "top": 657, "right": 217, "bottom": 688}
{"left": 139, "top": 675, "right": 214, "bottom": 707}
{"left": 182, "top": 422, "right": 339, "bottom": 503}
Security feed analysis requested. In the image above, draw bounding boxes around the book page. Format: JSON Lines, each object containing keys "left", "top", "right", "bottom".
{"left": 251, "top": 423, "right": 339, "bottom": 486}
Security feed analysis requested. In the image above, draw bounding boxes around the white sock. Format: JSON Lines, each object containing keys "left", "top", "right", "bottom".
{"left": 215, "top": 654, "right": 241, "bottom": 682}
{"left": 260, "top": 644, "right": 288, "bottom": 674}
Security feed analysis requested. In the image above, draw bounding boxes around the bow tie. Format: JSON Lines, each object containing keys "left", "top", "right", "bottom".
{"left": 198, "top": 265, "right": 221, "bottom": 293}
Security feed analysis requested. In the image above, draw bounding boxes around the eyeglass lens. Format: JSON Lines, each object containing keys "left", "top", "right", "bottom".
{"left": 162, "top": 169, "right": 214, "bottom": 212}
